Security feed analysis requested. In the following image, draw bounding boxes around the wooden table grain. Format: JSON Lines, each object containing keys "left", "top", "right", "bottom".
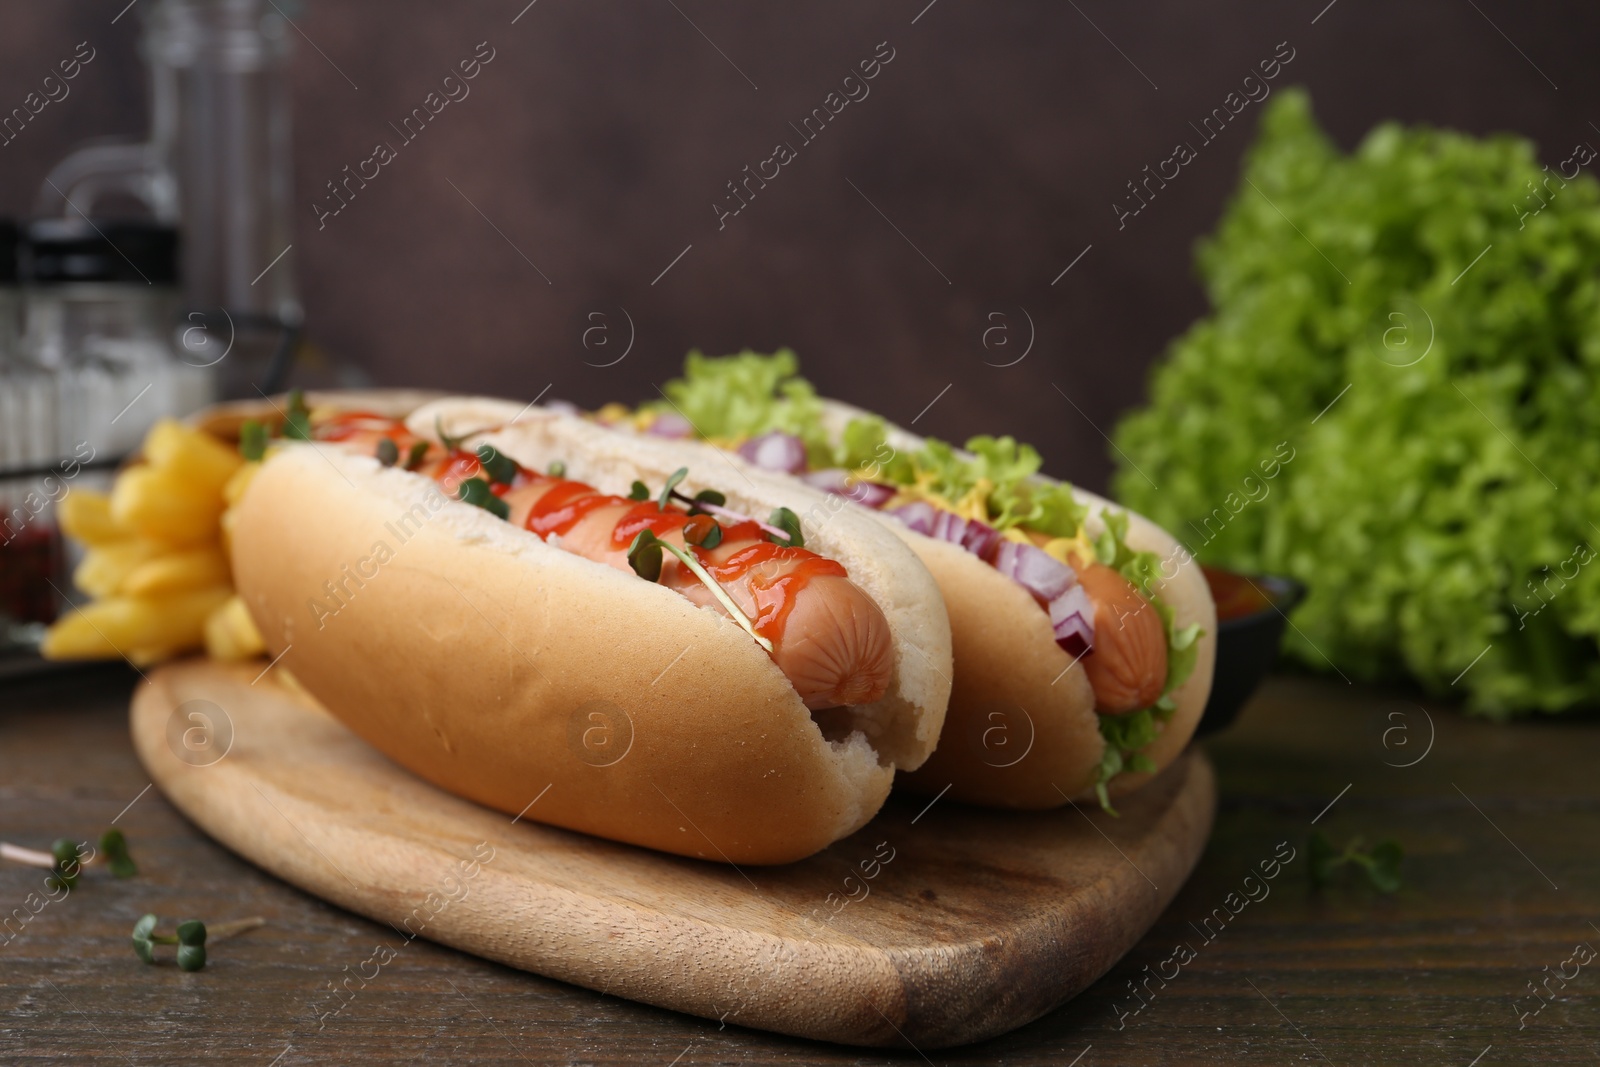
{"left": 2, "top": 667, "right": 1597, "bottom": 1065}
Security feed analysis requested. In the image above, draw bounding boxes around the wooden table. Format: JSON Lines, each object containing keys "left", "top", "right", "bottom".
{"left": 3, "top": 668, "right": 1597, "bottom": 1065}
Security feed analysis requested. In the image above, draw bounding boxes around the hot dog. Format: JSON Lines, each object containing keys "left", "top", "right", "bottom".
{"left": 586, "top": 351, "right": 1217, "bottom": 811}
{"left": 227, "top": 397, "right": 952, "bottom": 864}
{"left": 315, "top": 410, "right": 894, "bottom": 710}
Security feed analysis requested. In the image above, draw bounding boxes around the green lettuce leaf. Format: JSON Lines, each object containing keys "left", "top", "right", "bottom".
{"left": 649, "top": 348, "right": 833, "bottom": 462}
{"left": 1112, "top": 87, "right": 1600, "bottom": 718}
{"left": 837, "top": 416, "right": 915, "bottom": 484}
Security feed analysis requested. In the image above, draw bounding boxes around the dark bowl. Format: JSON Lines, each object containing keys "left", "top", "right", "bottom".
{"left": 1193, "top": 569, "right": 1307, "bottom": 738}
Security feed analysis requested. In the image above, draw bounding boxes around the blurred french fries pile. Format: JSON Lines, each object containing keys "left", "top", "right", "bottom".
{"left": 40, "top": 418, "right": 264, "bottom": 666}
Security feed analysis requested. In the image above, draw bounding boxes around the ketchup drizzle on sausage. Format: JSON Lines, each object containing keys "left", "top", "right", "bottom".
{"left": 523, "top": 479, "right": 616, "bottom": 538}
{"left": 705, "top": 542, "right": 847, "bottom": 639}
{"left": 611, "top": 501, "right": 696, "bottom": 549}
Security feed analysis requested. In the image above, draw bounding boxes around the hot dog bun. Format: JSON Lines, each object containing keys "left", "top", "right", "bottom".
{"left": 228, "top": 401, "right": 952, "bottom": 864}
{"left": 811, "top": 399, "right": 1216, "bottom": 808}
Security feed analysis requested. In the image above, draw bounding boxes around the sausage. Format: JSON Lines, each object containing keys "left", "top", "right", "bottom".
{"left": 1073, "top": 561, "right": 1168, "bottom": 714}
{"left": 498, "top": 477, "right": 895, "bottom": 710}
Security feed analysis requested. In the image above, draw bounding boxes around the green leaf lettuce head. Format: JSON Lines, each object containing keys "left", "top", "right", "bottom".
{"left": 1112, "top": 87, "right": 1600, "bottom": 718}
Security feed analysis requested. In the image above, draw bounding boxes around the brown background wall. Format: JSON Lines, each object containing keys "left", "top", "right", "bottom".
{"left": 0, "top": 1, "right": 1593, "bottom": 492}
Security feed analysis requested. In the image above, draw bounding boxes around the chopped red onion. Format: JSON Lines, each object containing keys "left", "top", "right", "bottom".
{"left": 738, "top": 431, "right": 807, "bottom": 474}
{"left": 801, "top": 468, "right": 895, "bottom": 508}
{"left": 930, "top": 509, "right": 1001, "bottom": 561}
{"left": 544, "top": 399, "right": 581, "bottom": 416}
{"left": 1049, "top": 584, "right": 1095, "bottom": 658}
{"left": 964, "top": 518, "right": 1002, "bottom": 561}
{"left": 847, "top": 481, "right": 896, "bottom": 508}
{"left": 991, "top": 540, "right": 1076, "bottom": 604}
{"left": 888, "top": 501, "right": 937, "bottom": 536}
{"left": 799, "top": 468, "right": 850, "bottom": 494}
{"left": 647, "top": 412, "right": 694, "bottom": 439}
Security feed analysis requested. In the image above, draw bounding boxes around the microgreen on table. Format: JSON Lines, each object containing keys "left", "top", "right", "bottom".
{"left": 48, "top": 839, "right": 82, "bottom": 890}
{"left": 131, "top": 915, "right": 264, "bottom": 972}
{"left": 1, "top": 828, "right": 136, "bottom": 887}
{"left": 99, "top": 828, "right": 137, "bottom": 879}
{"left": 1309, "top": 830, "right": 1403, "bottom": 893}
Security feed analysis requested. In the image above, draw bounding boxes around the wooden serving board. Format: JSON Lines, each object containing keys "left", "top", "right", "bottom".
{"left": 130, "top": 659, "right": 1215, "bottom": 1049}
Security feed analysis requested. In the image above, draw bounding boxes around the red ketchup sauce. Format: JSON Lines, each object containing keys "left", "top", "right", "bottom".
{"left": 1202, "top": 565, "right": 1274, "bottom": 622}
{"left": 702, "top": 540, "right": 847, "bottom": 640}
{"left": 610, "top": 501, "right": 696, "bottom": 548}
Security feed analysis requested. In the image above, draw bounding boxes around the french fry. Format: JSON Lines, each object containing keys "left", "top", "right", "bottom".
{"left": 58, "top": 491, "right": 134, "bottom": 546}
{"left": 37, "top": 610, "right": 122, "bottom": 659}
{"left": 143, "top": 418, "right": 244, "bottom": 494}
{"left": 203, "top": 594, "right": 265, "bottom": 661}
{"left": 46, "top": 417, "right": 258, "bottom": 665}
{"left": 39, "top": 586, "right": 231, "bottom": 660}
{"left": 122, "top": 545, "right": 230, "bottom": 597}
{"left": 73, "top": 541, "right": 163, "bottom": 599}
{"left": 110, "top": 464, "right": 226, "bottom": 545}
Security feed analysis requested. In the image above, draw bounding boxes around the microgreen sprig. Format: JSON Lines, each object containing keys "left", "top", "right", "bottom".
{"left": 682, "top": 513, "right": 722, "bottom": 550}
{"left": 662, "top": 485, "right": 798, "bottom": 544}
{"left": 627, "top": 530, "right": 773, "bottom": 653}
{"left": 131, "top": 915, "right": 265, "bottom": 972}
{"left": 283, "top": 390, "right": 313, "bottom": 441}
{"left": 404, "top": 440, "right": 430, "bottom": 470}
{"left": 687, "top": 488, "right": 726, "bottom": 514}
{"left": 434, "top": 415, "right": 465, "bottom": 453}
{"left": 457, "top": 477, "right": 510, "bottom": 520}
{"left": 768, "top": 507, "right": 804, "bottom": 548}
{"left": 238, "top": 419, "right": 268, "bottom": 461}
{"left": 48, "top": 839, "right": 83, "bottom": 890}
{"left": 1308, "top": 830, "right": 1402, "bottom": 893}
{"left": 657, "top": 467, "right": 689, "bottom": 510}
{"left": 1, "top": 829, "right": 136, "bottom": 886}
{"left": 99, "top": 828, "right": 137, "bottom": 879}
{"left": 474, "top": 443, "right": 518, "bottom": 486}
